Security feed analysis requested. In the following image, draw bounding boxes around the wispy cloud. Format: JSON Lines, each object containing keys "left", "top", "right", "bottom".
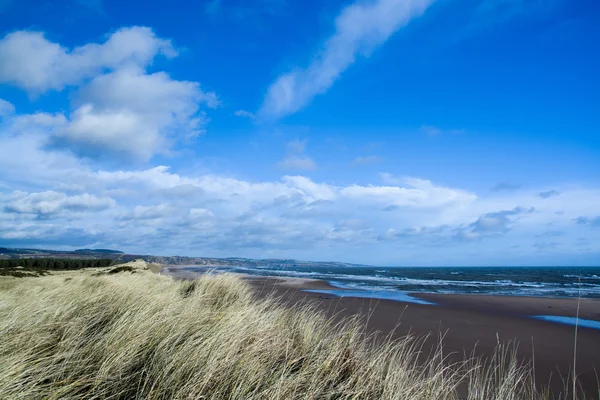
{"left": 277, "top": 155, "right": 316, "bottom": 170}
{"left": 277, "top": 139, "right": 315, "bottom": 170}
{"left": 259, "top": 0, "right": 435, "bottom": 120}
{"left": 538, "top": 189, "right": 560, "bottom": 198}
{"left": 419, "top": 124, "right": 465, "bottom": 136}
{"left": 287, "top": 138, "right": 307, "bottom": 153}
{"left": 234, "top": 109, "right": 257, "bottom": 120}
{"left": 536, "top": 230, "right": 564, "bottom": 238}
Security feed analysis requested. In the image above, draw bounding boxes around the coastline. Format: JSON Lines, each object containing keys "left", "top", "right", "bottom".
{"left": 162, "top": 266, "right": 600, "bottom": 395}
{"left": 245, "top": 275, "right": 600, "bottom": 396}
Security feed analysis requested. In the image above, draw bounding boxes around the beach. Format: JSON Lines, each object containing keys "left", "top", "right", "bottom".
{"left": 240, "top": 275, "right": 600, "bottom": 397}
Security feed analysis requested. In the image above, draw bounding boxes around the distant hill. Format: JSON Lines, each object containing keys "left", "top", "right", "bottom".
{"left": 73, "top": 249, "right": 124, "bottom": 254}
{"left": 118, "top": 254, "right": 369, "bottom": 268}
{"left": 0, "top": 247, "right": 368, "bottom": 268}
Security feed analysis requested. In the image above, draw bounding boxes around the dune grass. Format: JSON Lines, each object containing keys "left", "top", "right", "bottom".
{"left": 0, "top": 261, "right": 581, "bottom": 399}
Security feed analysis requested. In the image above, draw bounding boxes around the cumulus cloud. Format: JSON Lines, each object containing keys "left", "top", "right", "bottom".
{"left": 259, "top": 0, "right": 435, "bottom": 119}
{"left": 1, "top": 136, "right": 600, "bottom": 260}
{"left": 1, "top": 99, "right": 600, "bottom": 261}
{"left": 3, "top": 21, "right": 599, "bottom": 262}
{"left": 0, "top": 27, "right": 176, "bottom": 93}
{"left": 0, "top": 27, "right": 218, "bottom": 160}
{"left": 56, "top": 68, "right": 216, "bottom": 159}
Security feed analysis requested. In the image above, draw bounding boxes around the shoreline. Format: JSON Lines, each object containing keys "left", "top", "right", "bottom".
{"left": 162, "top": 268, "right": 600, "bottom": 395}
{"left": 244, "top": 273, "right": 600, "bottom": 318}
{"left": 164, "top": 266, "right": 600, "bottom": 321}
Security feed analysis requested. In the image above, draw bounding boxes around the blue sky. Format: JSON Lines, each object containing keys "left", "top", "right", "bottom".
{"left": 0, "top": 0, "right": 599, "bottom": 265}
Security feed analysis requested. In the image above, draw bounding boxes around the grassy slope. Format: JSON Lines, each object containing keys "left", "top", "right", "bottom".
{"left": 0, "top": 261, "right": 575, "bottom": 399}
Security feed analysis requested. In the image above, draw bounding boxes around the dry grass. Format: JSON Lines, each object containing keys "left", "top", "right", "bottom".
{"left": 0, "top": 261, "right": 580, "bottom": 399}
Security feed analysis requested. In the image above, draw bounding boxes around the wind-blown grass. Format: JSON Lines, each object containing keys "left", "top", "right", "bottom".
{"left": 0, "top": 262, "right": 580, "bottom": 399}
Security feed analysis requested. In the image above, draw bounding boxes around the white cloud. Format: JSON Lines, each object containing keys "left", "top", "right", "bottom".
{"left": 341, "top": 177, "right": 476, "bottom": 209}
{"left": 0, "top": 27, "right": 176, "bottom": 93}
{"left": 57, "top": 67, "right": 216, "bottom": 160}
{"left": 2, "top": 115, "right": 600, "bottom": 262}
{"left": 0, "top": 28, "right": 218, "bottom": 161}
{"left": 128, "top": 204, "right": 174, "bottom": 220}
{"left": 282, "top": 175, "right": 336, "bottom": 201}
{"left": 3, "top": 191, "right": 115, "bottom": 216}
{"left": 1, "top": 41, "right": 600, "bottom": 263}
{"left": 419, "top": 124, "right": 465, "bottom": 136}
{"left": 189, "top": 207, "right": 214, "bottom": 217}
{"left": 287, "top": 138, "right": 307, "bottom": 153}
{"left": 1, "top": 135, "right": 600, "bottom": 261}
{"left": 259, "top": 0, "right": 435, "bottom": 119}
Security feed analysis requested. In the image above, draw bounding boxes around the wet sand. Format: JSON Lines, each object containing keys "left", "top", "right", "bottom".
{"left": 247, "top": 276, "right": 600, "bottom": 397}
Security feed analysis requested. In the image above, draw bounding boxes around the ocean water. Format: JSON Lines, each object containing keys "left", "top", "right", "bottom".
{"left": 180, "top": 265, "right": 600, "bottom": 299}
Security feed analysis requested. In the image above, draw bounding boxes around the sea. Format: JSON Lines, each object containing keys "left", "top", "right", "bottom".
{"left": 179, "top": 265, "right": 600, "bottom": 299}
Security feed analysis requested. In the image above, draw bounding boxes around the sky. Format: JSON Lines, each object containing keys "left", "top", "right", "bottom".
{"left": 0, "top": 0, "right": 599, "bottom": 266}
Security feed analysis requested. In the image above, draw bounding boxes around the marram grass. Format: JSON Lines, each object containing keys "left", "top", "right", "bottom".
{"left": 0, "top": 262, "right": 579, "bottom": 399}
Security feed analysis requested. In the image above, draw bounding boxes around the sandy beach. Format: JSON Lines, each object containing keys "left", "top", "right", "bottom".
{"left": 163, "top": 266, "right": 600, "bottom": 396}
{"left": 243, "top": 275, "right": 600, "bottom": 397}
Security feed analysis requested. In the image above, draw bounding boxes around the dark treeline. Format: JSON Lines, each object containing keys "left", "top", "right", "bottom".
{"left": 0, "top": 258, "right": 114, "bottom": 270}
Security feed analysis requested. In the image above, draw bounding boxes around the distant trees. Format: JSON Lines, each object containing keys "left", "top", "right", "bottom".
{"left": 0, "top": 258, "right": 113, "bottom": 270}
